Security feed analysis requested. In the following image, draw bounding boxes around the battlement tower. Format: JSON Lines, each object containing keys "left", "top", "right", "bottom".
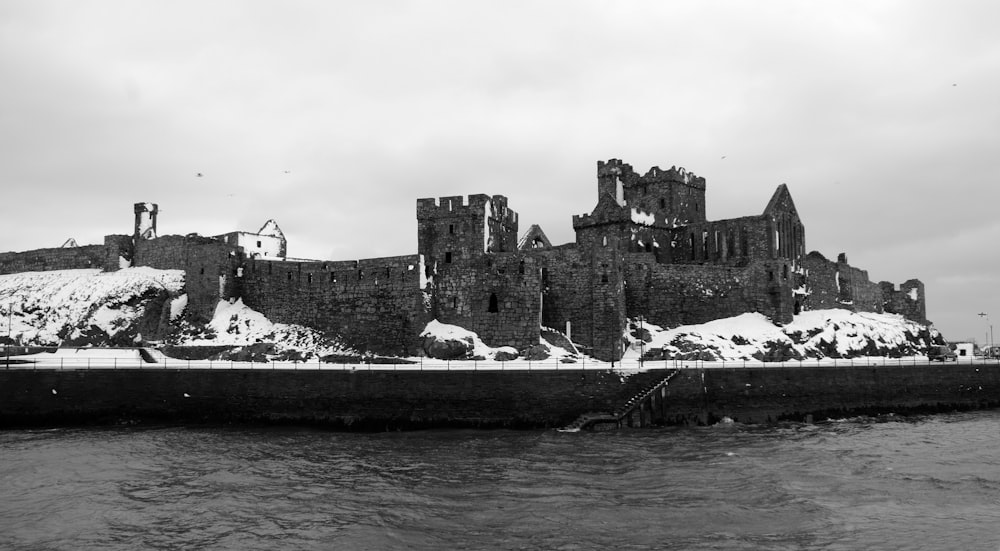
{"left": 597, "top": 159, "right": 706, "bottom": 225}
{"left": 416, "top": 194, "right": 519, "bottom": 267}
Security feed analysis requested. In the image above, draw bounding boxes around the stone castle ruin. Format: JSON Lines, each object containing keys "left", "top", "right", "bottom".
{"left": 0, "top": 159, "right": 927, "bottom": 360}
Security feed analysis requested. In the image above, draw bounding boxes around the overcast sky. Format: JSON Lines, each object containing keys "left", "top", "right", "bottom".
{"left": 2, "top": 1, "right": 998, "bottom": 343}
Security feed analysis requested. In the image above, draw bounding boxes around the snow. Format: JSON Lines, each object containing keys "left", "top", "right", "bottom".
{"left": 0, "top": 268, "right": 183, "bottom": 345}
{"left": 170, "top": 294, "right": 188, "bottom": 321}
{"left": 183, "top": 298, "right": 348, "bottom": 355}
{"left": 630, "top": 208, "right": 656, "bottom": 226}
{"left": 627, "top": 309, "right": 931, "bottom": 361}
{"left": 421, "top": 319, "right": 496, "bottom": 358}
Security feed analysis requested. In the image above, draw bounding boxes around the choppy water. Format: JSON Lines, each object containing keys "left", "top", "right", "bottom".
{"left": 2, "top": 411, "right": 999, "bottom": 550}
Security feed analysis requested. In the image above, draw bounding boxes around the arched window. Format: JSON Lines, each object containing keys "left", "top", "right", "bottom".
{"left": 488, "top": 293, "right": 499, "bottom": 313}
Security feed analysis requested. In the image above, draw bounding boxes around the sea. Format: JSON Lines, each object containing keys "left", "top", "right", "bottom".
{"left": 2, "top": 410, "right": 999, "bottom": 551}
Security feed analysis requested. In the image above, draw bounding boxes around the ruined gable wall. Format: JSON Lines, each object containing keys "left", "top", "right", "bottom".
{"left": 799, "top": 252, "right": 884, "bottom": 314}
{"left": 430, "top": 253, "right": 542, "bottom": 351}
{"left": 664, "top": 215, "right": 787, "bottom": 268}
{"left": 880, "top": 279, "right": 928, "bottom": 324}
{"left": 624, "top": 255, "right": 796, "bottom": 328}
{"left": 240, "top": 255, "right": 428, "bottom": 356}
{"left": 133, "top": 236, "right": 241, "bottom": 322}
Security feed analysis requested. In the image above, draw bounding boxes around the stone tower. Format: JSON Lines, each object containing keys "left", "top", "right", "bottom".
{"left": 416, "top": 194, "right": 518, "bottom": 269}
{"left": 133, "top": 202, "right": 158, "bottom": 241}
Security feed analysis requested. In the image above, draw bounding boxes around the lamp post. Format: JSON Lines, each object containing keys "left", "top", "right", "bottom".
{"left": 978, "top": 312, "right": 994, "bottom": 358}
{"left": 5, "top": 302, "right": 11, "bottom": 368}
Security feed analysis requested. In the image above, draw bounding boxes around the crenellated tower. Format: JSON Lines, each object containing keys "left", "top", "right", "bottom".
{"left": 596, "top": 159, "right": 706, "bottom": 225}
{"left": 416, "top": 194, "right": 518, "bottom": 268}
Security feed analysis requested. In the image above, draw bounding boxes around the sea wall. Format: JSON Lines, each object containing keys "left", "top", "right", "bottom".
{"left": 1, "top": 365, "right": 999, "bottom": 430}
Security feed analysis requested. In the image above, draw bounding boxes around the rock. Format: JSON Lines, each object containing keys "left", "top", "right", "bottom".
{"left": 520, "top": 344, "right": 550, "bottom": 361}
{"left": 423, "top": 334, "right": 474, "bottom": 360}
{"left": 494, "top": 348, "right": 519, "bottom": 361}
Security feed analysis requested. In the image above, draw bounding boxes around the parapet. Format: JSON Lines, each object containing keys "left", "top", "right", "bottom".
{"left": 416, "top": 194, "right": 518, "bottom": 226}
{"left": 598, "top": 159, "right": 706, "bottom": 190}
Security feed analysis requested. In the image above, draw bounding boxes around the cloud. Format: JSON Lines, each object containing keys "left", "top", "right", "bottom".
{"left": 1, "top": 0, "right": 998, "bottom": 342}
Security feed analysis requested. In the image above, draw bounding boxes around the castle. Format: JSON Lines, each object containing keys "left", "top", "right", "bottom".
{"left": 0, "top": 159, "right": 927, "bottom": 360}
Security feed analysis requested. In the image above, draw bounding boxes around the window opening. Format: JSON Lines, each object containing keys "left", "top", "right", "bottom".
{"left": 488, "top": 293, "right": 499, "bottom": 313}
{"left": 445, "top": 252, "right": 453, "bottom": 263}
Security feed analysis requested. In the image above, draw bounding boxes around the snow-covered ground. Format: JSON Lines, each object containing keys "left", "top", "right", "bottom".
{"left": 625, "top": 310, "right": 933, "bottom": 362}
{"left": 0, "top": 268, "right": 184, "bottom": 345}
{"left": 177, "top": 298, "right": 350, "bottom": 356}
{"left": 0, "top": 267, "right": 947, "bottom": 369}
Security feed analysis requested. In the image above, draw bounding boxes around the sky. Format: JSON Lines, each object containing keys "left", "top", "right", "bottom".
{"left": 1, "top": 0, "right": 998, "bottom": 344}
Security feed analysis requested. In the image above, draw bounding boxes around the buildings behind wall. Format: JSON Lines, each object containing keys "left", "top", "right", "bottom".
{"left": 0, "top": 159, "right": 928, "bottom": 360}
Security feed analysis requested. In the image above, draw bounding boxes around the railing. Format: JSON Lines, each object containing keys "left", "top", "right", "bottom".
{"left": 3, "top": 354, "right": 1000, "bottom": 372}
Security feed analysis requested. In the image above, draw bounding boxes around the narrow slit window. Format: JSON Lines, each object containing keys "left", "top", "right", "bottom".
{"left": 488, "top": 293, "right": 499, "bottom": 313}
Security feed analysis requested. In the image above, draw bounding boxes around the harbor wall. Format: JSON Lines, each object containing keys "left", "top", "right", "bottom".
{"left": 1, "top": 364, "right": 999, "bottom": 429}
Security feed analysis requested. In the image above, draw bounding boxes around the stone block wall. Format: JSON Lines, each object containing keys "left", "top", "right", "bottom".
{"left": 416, "top": 194, "right": 519, "bottom": 269}
{"left": 133, "top": 235, "right": 241, "bottom": 322}
{"left": 102, "top": 234, "right": 134, "bottom": 271}
{"left": 880, "top": 279, "right": 928, "bottom": 324}
{"left": 240, "top": 255, "right": 429, "bottom": 356}
{"left": 800, "top": 252, "right": 886, "bottom": 315}
{"left": 431, "top": 252, "right": 543, "bottom": 351}
{"left": 0, "top": 244, "right": 108, "bottom": 275}
{"left": 624, "top": 256, "right": 795, "bottom": 329}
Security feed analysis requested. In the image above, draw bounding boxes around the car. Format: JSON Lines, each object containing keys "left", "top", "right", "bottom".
{"left": 927, "top": 345, "right": 957, "bottom": 362}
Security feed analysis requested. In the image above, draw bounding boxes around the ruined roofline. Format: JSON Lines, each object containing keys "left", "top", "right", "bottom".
{"left": 598, "top": 158, "right": 707, "bottom": 190}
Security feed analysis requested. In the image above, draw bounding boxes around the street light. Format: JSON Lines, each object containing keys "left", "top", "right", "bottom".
{"left": 5, "top": 302, "right": 11, "bottom": 368}
{"left": 978, "top": 312, "right": 994, "bottom": 358}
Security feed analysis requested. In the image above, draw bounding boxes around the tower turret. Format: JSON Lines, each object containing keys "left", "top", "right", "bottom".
{"left": 133, "top": 202, "right": 158, "bottom": 241}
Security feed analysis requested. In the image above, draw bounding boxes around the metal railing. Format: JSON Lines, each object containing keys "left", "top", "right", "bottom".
{"left": 3, "top": 354, "right": 1000, "bottom": 372}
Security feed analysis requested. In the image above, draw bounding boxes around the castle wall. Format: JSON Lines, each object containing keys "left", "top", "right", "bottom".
{"left": 0, "top": 244, "right": 109, "bottom": 275}
{"left": 133, "top": 235, "right": 242, "bottom": 322}
{"left": 624, "top": 255, "right": 796, "bottom": 328}
{"left": 880, "top": 279, "right": 928, "bottom": 324}
{"left": 527, "top": 243, "right": 627, "bottom": 361}
{"left": 800, "top": 252, "right": 885, "bottom": 315}
{"left": 430, "top": 253, "right": 542, "bottom": 351}
{"left": 239, "top": 255, "right": 428, "bottom": 356}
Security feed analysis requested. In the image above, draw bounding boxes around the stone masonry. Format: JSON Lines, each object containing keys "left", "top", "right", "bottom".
{"left": 0, "top": 160, "right": 928, "bottom": 360}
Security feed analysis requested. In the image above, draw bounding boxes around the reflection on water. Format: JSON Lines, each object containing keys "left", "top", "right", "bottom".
{"left": 2, "top": 411, "right": 1000, "bottom": 550}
